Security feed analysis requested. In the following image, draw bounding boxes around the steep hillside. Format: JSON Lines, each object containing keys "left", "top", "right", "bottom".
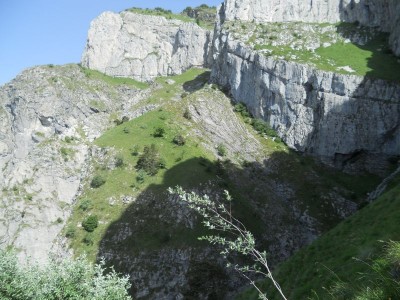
{"left": 0, "top": 64, "right": 148, "bottom": 263}
{"left": 238, "top": 173, "right": 400, "bottom": 299}
{"left": 61, "top": 68, "right": 384, "bottom": 298}
{"left": 1, "top": 1, "right": 399, "bottom": 299}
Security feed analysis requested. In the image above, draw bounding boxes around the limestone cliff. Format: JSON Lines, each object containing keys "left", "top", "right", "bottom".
{"left": 81, "top": 11, "right": 213, "bottom": 82}
{"left": 80, "top": 3, "right": 400, "bottom": 167}
{"left": 222, "top": 0, "right": 400, "bottom": 55}
{"left": 211, "top": 1, "right": 400, "bottom": 166}
{"left": 0, "top": 65, "right": 147, "bottom": 262}
{"left": 1, "top": 3, "right": 398, "bottom": 297}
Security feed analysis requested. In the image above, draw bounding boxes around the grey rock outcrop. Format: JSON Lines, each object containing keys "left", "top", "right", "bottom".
{"left": 222, "top": 0, "right": 400, "bottom": 55}
{"left": 0, "top": 64, "right": 146, "bottom": 263}
{"left": 188, "top": 85, "right": 263, "bottom": 162}
{"left": 81, "top": 11, "right": 213, "bottom": 82}
{"left": 211, "top": 12, "right": 400, "bottom": 164}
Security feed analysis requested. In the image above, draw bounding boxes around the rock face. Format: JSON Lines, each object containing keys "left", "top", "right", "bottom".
{"left": 211, "top": 3, "right": 400, "bottom": 164}
{"left": 222, "top": 0, "right": 400, "bottom": 55}
{"left": 0, "top": 65, "right": 146, "bottom": 263}
{"left": 389, "top": 11, "right": 400, "bottom": 56}
{"left": 81, "top": 11, "right": 213, "bottom": 82}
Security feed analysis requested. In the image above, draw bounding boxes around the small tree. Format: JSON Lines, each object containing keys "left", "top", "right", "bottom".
{"left": 217, "top": 144, "right": 227, "bottom": 157}
{"left": 169, "top": 187, "right": 287, "bottom": 300}
{"left": 153, "top": 127, "right": 165, "bottom": 137}
{"left": 173, "top": 134, "right": 185, "bottom": 146}
{"left": 136, "top": 144, "right": 163, "bottom": 175}
{"left": 115, "top": 155, "right": 124, "bottom": 168}
{"left": 90, "top": 175, "right": 106, "bottom": 188}
{"left": 131, "top": 145, "right": 140, "bottom": 156}
{"left": 82, "top": 215, "right": 99, "bottom": 232}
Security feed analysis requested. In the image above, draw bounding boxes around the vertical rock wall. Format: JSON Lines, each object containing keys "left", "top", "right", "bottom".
{"left": 211, "top": 5, "right": 400, "bottom": 164}
{"left": 81, "top": 11, "right": 213, "bottom": 82}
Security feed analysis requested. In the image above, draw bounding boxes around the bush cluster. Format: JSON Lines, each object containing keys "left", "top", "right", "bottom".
{"left": 217, "top": 144, "right": 227, "bottom": 157}
{"left": 173, "top": 135, "right": 185, "bottom": 146}
{"left": 183, "top": 108, "right": 191, "bottom": 120}
{"left": 153, "top": 127, "right": 165, "bottom": 137}
{"left": 115, "top": 155, "right": 124, "bottom": 168}
{"left": 114, "top": 116, "right": 129, "bottom": 126}
{"left": 90, "top": 175, "right": 106, "bottom": 188}
{"left": 234, "top": 102, "right": 278, "bottom": 137}
{"left": 131, "top": 145, "right": 140, "bottom": 156}
{"left": 136, "top": 169, "right": 146, "bottom": 184}
{"left": 0, "top": 250, "right": 131, "bottom": 299}
{"left": 79, "top": 199, "right": 92, "bottom": 211}
{"left": 82, "top": 215, "right": 99, "bottom": 232}
{"left": 136, "top": 144, "right": 165, "bottom": 175}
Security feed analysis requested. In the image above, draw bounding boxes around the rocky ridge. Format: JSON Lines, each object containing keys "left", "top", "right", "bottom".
{"left": 0, "top": 65, "right": 149, "bottom": 262}
{"left": 82, "top": 11, "right": 213, "bottom": 82}
{"left": 222, "top": 0, "right": 400, "bottom": 55}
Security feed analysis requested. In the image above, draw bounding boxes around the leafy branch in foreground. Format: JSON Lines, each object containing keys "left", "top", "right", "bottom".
{"left": 169, "top": 186, "right": 287, "bottom": 300}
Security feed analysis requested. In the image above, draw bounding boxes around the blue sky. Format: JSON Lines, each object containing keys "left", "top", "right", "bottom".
{"left": 0, "top": 0, "right": 222, "bottom": 85}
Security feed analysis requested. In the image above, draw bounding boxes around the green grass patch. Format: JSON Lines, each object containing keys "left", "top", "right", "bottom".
{"left": 60, "top": 147, "right": 76, "bottom": 162}
{"left": 126, "top": 7, "right": 195, "bottom": 23}
{"left": 79, "top": 66, "right": 148, "bottom": 89}
{"left": 89, "top": 100, "right": 106, "bottom": 111}
{"left": 236, "top": 21, "right": 400, "bottom": 81}
{"left": 315, "top": 33, "right": 400, "bottom": 81}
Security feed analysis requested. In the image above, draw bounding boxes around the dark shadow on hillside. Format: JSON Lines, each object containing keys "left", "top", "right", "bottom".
{"left": 278, "top": 1, "right": 400, "bottom": 173}
{"left": 96, "top": 148, "right": 382, "bottom": 298}
{"left": 313, "top": 0, "right": 400, "bottom": 171}
{"left": 182, "top": 71, "right": 210, "bottom": 93}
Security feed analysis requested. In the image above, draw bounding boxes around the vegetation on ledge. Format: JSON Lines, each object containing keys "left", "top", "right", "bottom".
{"left": 126, "top": 7, "right": 195, "bottom": 24}
{"left": 79, "top": 65, "right": 148, "bottom": 89}
{"left": 227, "top": 21, "right": 400, "bottom": 81}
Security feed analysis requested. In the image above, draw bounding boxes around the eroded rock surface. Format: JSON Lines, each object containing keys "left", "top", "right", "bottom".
{"left": 0, "top": 65, "right": 146, "bottom": 263}
{"left": 222, "top": 0, "right": 400, "bottom": 55}
{"left": 81, "top": 11, "right": 213, "bottom": 82}
{"left": 211, "top": 4, "right": 400, "bottom": 166}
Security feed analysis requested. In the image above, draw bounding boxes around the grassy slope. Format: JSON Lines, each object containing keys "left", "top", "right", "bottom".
{"left": 64, "top": 68, "right": 384, "bottom": 265}
{"left": 315, "top": 33, "right": 399, "bottom": 81}
{"left": 237, "top": 176, "right": 400, "bottom": 299}
{"left": 65, "top": 69, "right": 214, "bottom": 260}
